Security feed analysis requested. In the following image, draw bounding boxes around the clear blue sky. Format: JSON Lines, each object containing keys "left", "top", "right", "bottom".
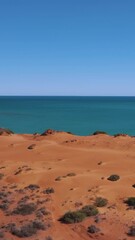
{"left": 0, "top": 0, "right": 135, "bottom": 96}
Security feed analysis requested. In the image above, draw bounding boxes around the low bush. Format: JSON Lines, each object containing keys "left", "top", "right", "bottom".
{"left": 67, "top": 173, "right": 76, "bottom": 177}
{"left": 125, "top": 197, "right": 135, "bottom": 208}
{"left": 10, "top": 220, "right": 47, "bottom": 237}
{"left": 25, "top": 184, "right": 40, "bottom": 190}
{"left": 60, "top": 210, "right": 86, "bottom": 224}
{"left": 55, "top": 176, "right": 61, "bottom": 181}
{"left": 12, "top": 203, "right": 37, "bottom": 215}
{"left": 87, "top": 225, "right": 100, "bottom": 234}
{"left": 94, "top": 197, "right": 108, "bottom": 207}
{"left": 127, "top": 226, "right": 135, "bottom": 236}
{"left": 43, "top": 188, "right": 54, "bottom": 194}
{"left": 60, "top": 204, "right": 99, "bottom": 224}
{"left": 81, "top": 205, "right": 99, "bottom": 216}
{"left": 107, "top": 174, "right": 120, "bottom": 181}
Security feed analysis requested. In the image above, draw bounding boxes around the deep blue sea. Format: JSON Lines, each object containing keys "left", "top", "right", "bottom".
{"left": 0, "top": 96, "right": 135, "bottom": 136}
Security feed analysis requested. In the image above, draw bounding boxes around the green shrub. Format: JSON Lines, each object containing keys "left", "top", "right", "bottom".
{"left": 107, "top": 174, "right": 120, "bottom": 181}
{"left": 60, "top": 210, "right": 86, "bottom": 224}
{"left": 81, "top": 205, "right": 99, "bottom": 216}
{"left": 12, "top": 203, "right": 37, "bottom": 215}
{"left": 125, "top": 197, "right": 135, "bottom": 208}
{"left": 94, "top": 197, "right": 108, "bottom": 207}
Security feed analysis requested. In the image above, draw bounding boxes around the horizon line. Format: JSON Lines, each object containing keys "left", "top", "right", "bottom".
{"left": 0, "top": 95, "right": 135, "bottom": 97}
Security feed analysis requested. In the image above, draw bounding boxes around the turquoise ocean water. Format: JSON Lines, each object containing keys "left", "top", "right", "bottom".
{"left": 0, "top": 96, "right": 135, "bottom": 136}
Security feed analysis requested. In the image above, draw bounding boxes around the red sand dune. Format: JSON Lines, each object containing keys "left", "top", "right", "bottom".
{"left": 0, "top": 130, "right": 134, "bottom": 239}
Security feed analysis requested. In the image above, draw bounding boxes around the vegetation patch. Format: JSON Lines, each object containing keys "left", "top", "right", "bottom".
{"left": 67, "top": 173, "right": 76, "bottom": 177}
{"left": 0, "top": 173, "right": 4, "bottom": 180}
{"left": 60, "top": 205, "right": 99, "bottom": 224}
{"left": 81, "top": 205, "right": 99, "bottom": 216}
{"left": 43, "top": 188, "right": 54, "bottom": 194}
{"left": 107, "top": 174, "right": 120, "bottom": 181}
{"left": 25, "top": 184, "right": 40, "bottom": 191}
{"left": 27, "top": 144, "right": 36, "bottom": 150}
{"left": 12, "top": 202, "right": 37, "bottom": 215}
{"left": 55, "top": 176, "right": 61, "bottom": 181}
{"left": 87, "top": 225, "right": 100, "bottom": 234}
{"left": 10, "top": 220, "right": 47, "bottom": 238}
{"left": 94, "top": 197, "right": 108, "bottom": 207}
{"left": 124, "top": 197, "right": 135, "bottom": 208}
{"left": 60, "top": 210, "right": 86, "bottom": 224}
{"left": 127, "top": 226, "right": 135, "bottom": 236}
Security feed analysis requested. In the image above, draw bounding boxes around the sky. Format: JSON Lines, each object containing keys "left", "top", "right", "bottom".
{"left": 0, "top": 0, "right": 135, "bottom": 96}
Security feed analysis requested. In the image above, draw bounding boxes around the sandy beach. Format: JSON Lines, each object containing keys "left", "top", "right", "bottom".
{"left": 0, "top": 129, "right": 134, "bottom": 239}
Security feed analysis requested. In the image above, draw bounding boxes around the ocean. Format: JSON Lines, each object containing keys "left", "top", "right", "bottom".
{"left": 0, "top": 96, "right": 135, "bottom": 136}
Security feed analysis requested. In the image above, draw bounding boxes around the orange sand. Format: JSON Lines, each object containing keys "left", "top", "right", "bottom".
{"left": 0, "top": 131, "right": 134, "bottom": 239}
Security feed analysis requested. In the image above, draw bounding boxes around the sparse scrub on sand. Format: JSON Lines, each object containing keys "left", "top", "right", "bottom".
{"left": 87, "top": 225, "right": 100, "bottom": 234}
{"left": 25, "top": 184, "right": 40, "bottom": 190}
{"left": 60, "top": 210, "right": 86, "bottom": 223}
{"left": 10, "top": 220, "right": 48, "bottom": 237}
{"left": 60, "top": 205, "right": 99, "bottom": 224}
{"left": 0, "top": 173, "right": 4, "bottom": 180}
{"left": 66, "top": 172, "right": 76, "bottom": 177}
{"left": 43, "top": 188, "right": 54, "bottom": 194}
{"left": 12, "top": 202, "right": 37, "bottom": 215}
{"left": 124, "top": 197, "right": 135, "bottom": 208}
{"left": 0, "top": 231, "right": 4, "bottom": 238}
{"left": 81, "top": 205, "right": 99, "bottom": 216}
{"left": 55, "top": 176, "right": 61, "bottom": 181}
{"left": 127, "top": 226, "right": 135, "bottom": 236}
{"left": 107, "top": 174, "right": 120, "bottom": 181}
{"left": 27, "top": 144, "right": 36, "bottom": 150}
{"left": 94, "top": 197, "right": 108, "bottom": 207}
{"left": 45, "top": 236, "right": 53, "bottom": 240}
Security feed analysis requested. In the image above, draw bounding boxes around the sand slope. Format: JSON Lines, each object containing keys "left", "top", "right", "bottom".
{"left": 0, "top": 132, "right": 134, "bottom": 239}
